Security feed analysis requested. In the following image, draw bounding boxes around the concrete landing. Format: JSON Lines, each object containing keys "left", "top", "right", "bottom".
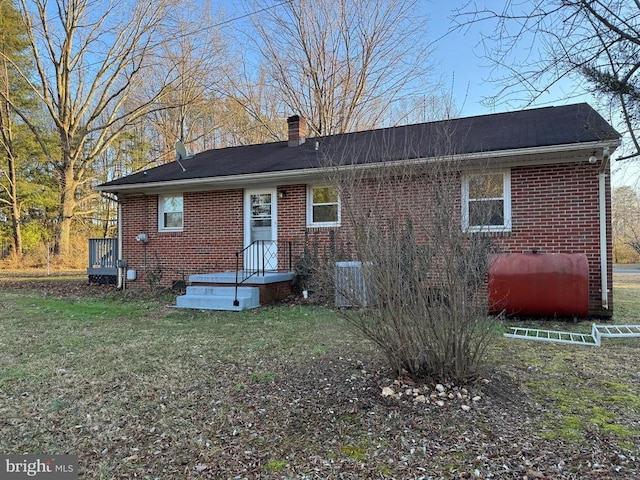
{"left": 189, "top": 271, "right": 295, "bottom": 284}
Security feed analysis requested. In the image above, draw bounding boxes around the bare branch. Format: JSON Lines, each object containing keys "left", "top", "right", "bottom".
{"left": 248, "top": 0, "right": 434, "bottom": 135}
{"left": 454, "top": 1, "right": 640, "bottom": 159}
{"left": 13, "top": 0, "right": 183, "bottom": 257}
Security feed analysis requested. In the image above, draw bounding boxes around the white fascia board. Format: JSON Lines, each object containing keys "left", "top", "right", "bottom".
{"left": 97, "top": 139, "right": 620, "bottom": 195}
{"left": 96, "top": 168, "right": 326, "bottom": 195}
{"left": 457, "top": 140, "right": 621, "bottom": 172}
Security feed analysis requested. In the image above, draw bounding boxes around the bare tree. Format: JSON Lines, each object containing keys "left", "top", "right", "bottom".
{"left": 612, "top": 185, "right": 640, "bottom": 262}
{"left": 0, "top": 0, "right": 31, "bottom": 258}
{"left": 145, "top": 0, "right": 234, "bottom": 161}
{"left": 213, "top": 94, "right": 285, "bottom": 146}
{"left": 455, "top": 1, "right": 640, "bottom": 159}
{"left": 222, "top": 64, "right": 287, "bottom": 145}
{"left": 0, "top": 47, "right": 22, "bottom": 259}
{"left": 7, "top": 0, "right": 181, "bottom": 258}
{"left": 248, "top": 0, "right": 434, "bottom": 136}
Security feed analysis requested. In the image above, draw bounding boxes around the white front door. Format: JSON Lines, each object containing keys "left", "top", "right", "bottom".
{"left": 244, "top": 188, "right": 278, "bottom": 271}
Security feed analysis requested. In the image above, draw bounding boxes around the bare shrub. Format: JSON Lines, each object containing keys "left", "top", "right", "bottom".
{"left": 318, "top": 143, "right": 498, "bottom": 384}
{"left": 294, "top": 229, "right": 352, "bottom": 302}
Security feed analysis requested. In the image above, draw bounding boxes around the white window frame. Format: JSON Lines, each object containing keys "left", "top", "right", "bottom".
{"left": 461, "top": 171, "right": 511, "bottom": 233}
{"left": 158, "top": 194, "right": 184, "bottom": 232}
{"left": 307, "top": 185, "right": 341, "bottom": 227}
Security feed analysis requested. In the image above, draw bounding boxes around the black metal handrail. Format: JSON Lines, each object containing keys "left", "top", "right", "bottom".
{"left": 233, "top": 240, "right": 293, "bottom": 306}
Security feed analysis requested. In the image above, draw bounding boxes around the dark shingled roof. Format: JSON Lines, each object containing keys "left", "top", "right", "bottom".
{"left": 99, "top": 103, "right": 619, "bottom": 190}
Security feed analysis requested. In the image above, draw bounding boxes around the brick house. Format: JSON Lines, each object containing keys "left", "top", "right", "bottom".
{"left": 97, "top": 103, "right": 620, "bottom": 315}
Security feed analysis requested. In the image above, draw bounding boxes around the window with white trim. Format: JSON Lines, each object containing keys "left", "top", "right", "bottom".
{"left": 307, "top": 185, "right": 340, "bottom": 226}
{"left": 158, "top": 194, "right": 183, "bottom": 231}
{"left": 462, "top": 171, "right": 511, "bottom": 232}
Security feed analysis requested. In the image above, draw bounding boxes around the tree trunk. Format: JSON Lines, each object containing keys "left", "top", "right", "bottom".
{"left": 0, "top": 91, "right": 22, "bottom": 258}
{"left": 55, "top": 165, "right": 77, "bottom": 259}
{"left": 8, "top": 148, "right": 22, "bottom": 257}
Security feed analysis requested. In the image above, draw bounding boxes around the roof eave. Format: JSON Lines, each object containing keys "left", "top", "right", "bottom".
{"left": 97, "top": 138, "right": 621, "bottom": 195}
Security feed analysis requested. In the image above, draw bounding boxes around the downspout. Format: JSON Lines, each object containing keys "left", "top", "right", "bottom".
{"left": 100, "top": 192, "right": 124, "bottom": 289}
{"left": 117, "top": 200, "right": 124, "bottom": 289}
{"left": 598, "top": 148, "right": 610, "bottom": 311}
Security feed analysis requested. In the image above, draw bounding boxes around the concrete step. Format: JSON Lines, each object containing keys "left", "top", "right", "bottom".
{"left": 175, "top": 286, "right": 260, "bottom": 311}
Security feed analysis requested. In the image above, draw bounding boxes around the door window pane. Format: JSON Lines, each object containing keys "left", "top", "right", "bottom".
{"left": 251, "top": 194, "right": 272, "bottom": 228}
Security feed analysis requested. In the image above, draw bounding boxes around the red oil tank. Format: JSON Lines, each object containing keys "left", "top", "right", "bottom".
{"left": 488, "top": 253, "right": 589, "bottom": 317}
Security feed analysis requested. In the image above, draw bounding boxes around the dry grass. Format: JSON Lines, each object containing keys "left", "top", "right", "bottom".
{"left": 0, "top": 275, "right": 638, "bottom": 478}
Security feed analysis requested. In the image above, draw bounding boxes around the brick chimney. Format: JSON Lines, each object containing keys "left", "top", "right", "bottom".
{"left": 287, "top": 115, "right": 308, "bottom": 147}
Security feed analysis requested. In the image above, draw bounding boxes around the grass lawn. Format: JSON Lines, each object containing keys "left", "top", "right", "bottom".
{"left": 0, "top": 276, "right": 638, "bottom": 479}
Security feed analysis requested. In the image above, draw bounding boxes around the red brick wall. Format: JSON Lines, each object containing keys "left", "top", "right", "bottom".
{"left": 495, "top": 161, "right": 612, "bottom": 316}
{"left": 120, "top": 190, "right": 244, "bottom": 286}
{"left": 277, "top": 185, "right": 308, "bottom": 262}
{"left": 119, "top": 158, "right": 612, "bottom": 315}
